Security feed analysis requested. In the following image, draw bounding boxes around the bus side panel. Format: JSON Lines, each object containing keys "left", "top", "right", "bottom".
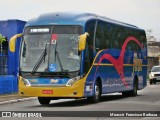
{"left": 92, "top": 49, "right": 134, "bottom": 93}
{"left": 84, "top": 65, "right": 117, "bottom": 97}
{"left": 84, "top": 47, "right": 147, "bottom": 97}
{"left": 84, "top": 49, "right": 132, "bottom": 97}
{"left": 84, "top": 50, "right": 118, "bottom": 97}
{"left": 122, "top": 50, "right": 135, "bottom": 92}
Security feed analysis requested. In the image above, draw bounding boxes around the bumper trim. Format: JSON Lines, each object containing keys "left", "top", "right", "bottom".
{"left": 31, "top": 84, "right": 66, "bottom": 87}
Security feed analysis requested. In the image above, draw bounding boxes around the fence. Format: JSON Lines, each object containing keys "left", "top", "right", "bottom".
{"left": 0, "top": 44, "right": 19, "bottom": 95}
{"left": 0, "top": 50, "right": 8, "bottom": 75}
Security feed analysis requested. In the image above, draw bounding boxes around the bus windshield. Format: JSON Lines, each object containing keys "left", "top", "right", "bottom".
{"left": 20, "top": 25, "right": 82, "bottom": 73}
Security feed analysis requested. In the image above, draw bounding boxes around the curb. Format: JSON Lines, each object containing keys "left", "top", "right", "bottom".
{"left": 0, "top": 97, "right": 36, "bottom": 105}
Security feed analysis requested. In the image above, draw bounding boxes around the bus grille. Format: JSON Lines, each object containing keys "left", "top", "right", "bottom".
{"left": 154, "top": 74, "right": 160, "bottom": 77}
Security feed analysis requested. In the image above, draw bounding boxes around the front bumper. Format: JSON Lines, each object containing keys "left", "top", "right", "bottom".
{"left": 19, "top": 77, "right": 85, "bottom": 98}
{"left": 150, "top": 78, "right": 160, "bottom": 82}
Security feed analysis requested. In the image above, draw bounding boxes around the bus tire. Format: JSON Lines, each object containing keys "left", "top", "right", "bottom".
{"left": 130, "top": 78, "right": 138, "bottom": 96}
{"left": 38, "top": 97, "right": 51, "bottom": 105}
{"left": 87, "top": 81, "right": 101, "bottom": 103}
{"left": 122, "top": 78, "right": 138, "bottom": 97}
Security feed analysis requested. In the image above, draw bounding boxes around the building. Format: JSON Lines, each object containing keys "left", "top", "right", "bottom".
{"left": 0, "top": 20, "right": 26, "bottom": 94}
{"left": 147, "top": 36, "right": 160, "bottom": 70}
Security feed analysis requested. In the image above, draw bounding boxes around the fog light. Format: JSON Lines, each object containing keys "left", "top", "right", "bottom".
{"left": 73, "top": 91, "right": 78, "bottom": 95}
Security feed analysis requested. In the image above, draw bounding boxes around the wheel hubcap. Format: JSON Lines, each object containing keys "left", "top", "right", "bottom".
{"left": 95, "top": 84, "right": 99, "bottom": 99}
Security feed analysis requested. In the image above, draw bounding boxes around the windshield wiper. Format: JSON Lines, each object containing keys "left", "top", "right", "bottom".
{"left": 32, "top": 43, "right": 49, "bottom": 74}
{"left": 55, "top": 42, "right": 64, "bottom": 72}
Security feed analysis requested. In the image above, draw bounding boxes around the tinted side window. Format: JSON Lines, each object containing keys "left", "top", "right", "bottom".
{"left": 139, "top": 31, "right": 147, "bottom": 48}
{"left": 113, "top": 26, "right": 124, "bottom": 49}
{"left": 105, "top": 23, "right": 114, "bottom": 48}
{"left": 95, "top": 21, "right": 105, "bottom": 51}
{"left": 84, "top": 20, "right": 96, "bottom": 74}
{"left": 125, "top": 29, "right": 146, "bottom": 52}
{"left": 85, "top": 20, "right": 95, "bottom": 49}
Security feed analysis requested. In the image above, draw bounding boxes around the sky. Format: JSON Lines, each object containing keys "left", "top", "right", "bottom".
{"left": 0, "top": 0, "right": 160, "bottom": 40}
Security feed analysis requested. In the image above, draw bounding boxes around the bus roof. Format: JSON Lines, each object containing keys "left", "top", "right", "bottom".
{"left": 26, "top": 12, "right": 139, "bottom": 29}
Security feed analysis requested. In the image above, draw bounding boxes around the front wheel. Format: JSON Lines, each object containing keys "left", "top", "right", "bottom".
{"left": 38, "top": 97, "right": 51, "bottom": 105}
{"left": 150, "top": 80, "right": 153, "bottom": 85}
{"left": 87, "top": 81, "right": 101, "bottom": 103}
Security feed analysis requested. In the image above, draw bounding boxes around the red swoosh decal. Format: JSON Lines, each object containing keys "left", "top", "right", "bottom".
{"left": 94, "top": 36, "right": 143, "bottom": 86}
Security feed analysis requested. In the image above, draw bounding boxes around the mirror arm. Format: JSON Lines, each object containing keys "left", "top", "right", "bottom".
{"left": 9, "top": 33, "right": 23, "bottom": 52}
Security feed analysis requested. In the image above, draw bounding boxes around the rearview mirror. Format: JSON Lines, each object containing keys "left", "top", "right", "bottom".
{"left": 9, "top": 34, "right": 23, "bottom": 52}
{"left": 78, "top": 32, "right": 89, "bottom": 51}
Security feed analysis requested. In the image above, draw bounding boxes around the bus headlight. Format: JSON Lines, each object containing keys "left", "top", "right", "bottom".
{"left": 21, "top": 78, "right": 31, "bottom": 86}
{"left": 66, "top": 76, "right": 80, "bottom": 86}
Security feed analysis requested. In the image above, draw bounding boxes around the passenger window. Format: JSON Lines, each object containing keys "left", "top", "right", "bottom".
{"left": 95, "top": 21, "right": 106, "bottom": 51}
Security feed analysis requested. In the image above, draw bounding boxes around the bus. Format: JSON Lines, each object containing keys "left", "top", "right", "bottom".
{"left": 9, "top": 12, "right": 147, "bottom": 105}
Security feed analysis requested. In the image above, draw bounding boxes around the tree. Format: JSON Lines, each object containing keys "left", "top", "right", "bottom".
{"left": 146, "top": 29, "right": 153, "bottom": 39}
{"left": 0, "top": 34, "right": 6, "bottom": 44}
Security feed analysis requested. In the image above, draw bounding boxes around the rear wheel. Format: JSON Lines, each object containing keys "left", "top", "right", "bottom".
{"left": 130, "top": 79, "right": 138, "bottom": 96}
{"left": 87, "top": 81, "right": 101, "bottom": 103}
{"left": 38, "top": 97, "right": 51, "bottom": 105}
{"left": 154, "top": 81, "right": 156, "bottom": 84}
{"left": 122, "top": 78, "right": 138, "bottom": 97}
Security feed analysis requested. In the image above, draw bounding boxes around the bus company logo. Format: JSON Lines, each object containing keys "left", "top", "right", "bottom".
{"left": 95, "top": 36, "right": 143, "bottom": 87}
{"left": 30, "top": 79, "right": 37, "bottom": 83}
{"left": 50, "top": 79, "right": 58, "bottom": 84}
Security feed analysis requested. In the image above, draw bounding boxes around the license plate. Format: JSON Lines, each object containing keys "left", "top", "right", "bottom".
{"left": 42, "top": 90, "right": 53, "bottom": 94}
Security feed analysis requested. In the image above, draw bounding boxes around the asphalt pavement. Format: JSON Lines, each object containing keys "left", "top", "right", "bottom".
{"left": 0, "top": 82, "right": 160, "bottom": 120}
{"left": 0, "top": 93, "right": 35, "bottom": 105}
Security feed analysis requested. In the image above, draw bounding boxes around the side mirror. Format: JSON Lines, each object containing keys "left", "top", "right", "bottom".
{"left": 9, "top": 34, "right": 23, "bottom": 52}
{"left": 78, "top": 32, "right": 89, "bottom": 51}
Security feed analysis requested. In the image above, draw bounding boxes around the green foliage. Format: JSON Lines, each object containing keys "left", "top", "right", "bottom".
{"left": 0, "top": 34, "right": 6, "bottom": 44}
